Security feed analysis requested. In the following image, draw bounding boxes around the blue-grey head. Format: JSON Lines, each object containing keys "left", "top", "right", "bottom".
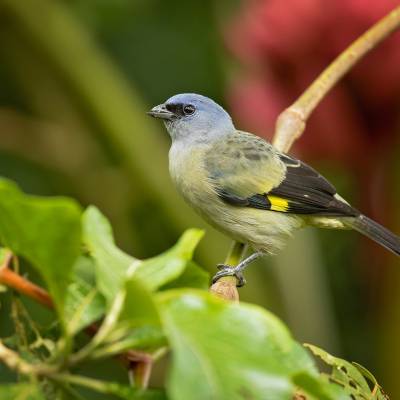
{"left": 148, "top": 93, "right": 235, "bottom": 144}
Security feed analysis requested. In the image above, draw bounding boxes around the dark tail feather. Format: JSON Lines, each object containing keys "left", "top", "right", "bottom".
{"left": 348, "top": 215, "right": 400, "bottom": 256}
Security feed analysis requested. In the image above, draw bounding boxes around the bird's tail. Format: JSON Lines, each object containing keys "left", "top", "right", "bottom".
{"left": 347, "top": 214, "right": 400, "bottom": 256}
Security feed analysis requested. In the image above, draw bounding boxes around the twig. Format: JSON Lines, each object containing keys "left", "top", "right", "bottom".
{"left": 0, "top": 340, "right": 36, "bottom": 375}
{"left": 0, "top": 256, "right": 53, "bottom": 308}
{"left": 0, "top": 340, "right": 56, "bottom": 376}
{"left": 215, "top": 4, "right": 400, "bottom": 300}
{"left": 50, "top": 372, "right": 143, "bottom": 397}
{"left": 130, "top": 360, "right": 153, "bottom": 389}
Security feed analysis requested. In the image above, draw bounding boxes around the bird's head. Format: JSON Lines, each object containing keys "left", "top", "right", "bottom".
{"left": 148, "top": 93, "right": 234, "bottom": 144}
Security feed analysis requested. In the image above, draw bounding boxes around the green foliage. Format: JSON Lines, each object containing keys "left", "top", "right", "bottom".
{"left": 159, "top": 290, "right": 348, "bottom": 400}
{"left": 0, "top": 384, "right": 44, "bottom": 399}
{"left": 64, "top": 256, "right": 106, "bottom": 335}
{"left": 0, "top": 179, "right": 81, "bottom": 319}
{"left": 305, "top": 344, "right": 388, "bottom": 399}
{"left": 135, "top": 229, "right": 205, "bottom": 291}
{"left": 0, "top": 183, "right": 387, "bottom": 399}
{"left": 83, "top": 206, "right": 137, "bottom": 305}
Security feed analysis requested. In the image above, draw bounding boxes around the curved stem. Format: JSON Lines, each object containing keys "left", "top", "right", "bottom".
{"left": 0, "top": 267, "right": 53, "bottom": 309}
{"left": 273, "top": 5, "right": 400, "bottom": 153}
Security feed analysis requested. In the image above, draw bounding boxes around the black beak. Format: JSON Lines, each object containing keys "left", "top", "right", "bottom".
{"left": 147, "top": 104, "right": 175, "bottom": 120}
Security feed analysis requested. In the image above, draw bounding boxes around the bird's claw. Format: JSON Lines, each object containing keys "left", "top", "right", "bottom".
{"left": 212, "top": 264, "right": 246, "bottom": 287}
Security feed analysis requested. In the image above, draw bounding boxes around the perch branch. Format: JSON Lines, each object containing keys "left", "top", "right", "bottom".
{"left": 214, "top": 4, "right": 400, "bottom": 300}
{"left": 209, "top": 242, "right": 246, "bottom": 301}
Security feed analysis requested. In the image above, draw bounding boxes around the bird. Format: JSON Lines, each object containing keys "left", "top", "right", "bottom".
{"left": 148, "top": 93, "right": 400, "bottom": 286}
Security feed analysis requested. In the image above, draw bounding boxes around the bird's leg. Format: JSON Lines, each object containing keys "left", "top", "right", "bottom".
{"left": 212, "top": 251, "right": 264, "bottom": 287}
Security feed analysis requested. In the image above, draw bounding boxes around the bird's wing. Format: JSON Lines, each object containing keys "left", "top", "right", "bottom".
{"left": 205, "top": 131, "right": 286, "bottom": 197}
{"left": 206, "top": 132, "right": 358, "bottom": 217}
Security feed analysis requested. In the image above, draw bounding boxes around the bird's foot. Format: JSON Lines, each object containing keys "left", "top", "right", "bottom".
{"left": 212, "top": 264, "right": 246, "bottom": 287}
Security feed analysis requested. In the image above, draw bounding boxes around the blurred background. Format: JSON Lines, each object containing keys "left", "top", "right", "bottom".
{"left": 0, "top": 0, "right": 399, "bottom": 397}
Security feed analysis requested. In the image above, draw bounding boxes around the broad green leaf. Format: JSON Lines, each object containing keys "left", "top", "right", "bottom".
{"left": 82, "top": 206, "right": 138, "bottom": 303}
{"left": 0, "top": 179, "right": 81, "bottom": 317}
{"left": 83, "top": 206, "right": 204, "bottom": 300}
{"left": 119, "top": 276, "right": 161, "bottom": 328}
{"left": 161, "top": 261, "right": 209, "bottom": 290}
{"left": 305, "top": 344, "right": 387, "bottom": 399}
{"left": 0, "top": 383, "right": 44, "bottom": 400}
{"left": 64, "top": 256, "right": 106, "bottom": 335}
{"left": 159, "top": 290, "right": 323, "bottom": 400}
{"left": 136, "top": 229, "right": 204, "bottom": 290}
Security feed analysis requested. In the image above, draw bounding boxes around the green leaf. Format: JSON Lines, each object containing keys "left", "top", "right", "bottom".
{"left": 161, "top": 261, "right": 209, "bottom": 290}
{"left": 0, "top": 383, "right": 44, "bottom": 400}
{"left": 82, "top": 206, "right": 139, "bottom": 304}
{"left": 0, "top": 247, "right": 10, "bottom": 265}
{"left": 352, "top": 363, "right": 388, "bottom": 399}
{"left": 84, "top": 275, "right": 163, "bottom": 360}
{"left": 136, "top": 229, "right": 204, "bottom": 291}
{"left": 293, "top": 372, "right": 350, "bottom": 400}
{"left": 0, "top": 179, "right": 81, "bottom": 317}
{"left": 83, "top": 206, "right": 204, "bottom": 300}
{"left": 305, "top": 344, "right": 387, "bottom": 399}
{"left": 119, "top": 276, "right": 161, "bottom": 328}
{"left": 64, "top": 256, "right": 106, "bottom": 335}
{"left": 91, "top": 326, "right": 166, "bottom": 359}
{"left": 159, "top": 289, "right": 322, "bottom": 400}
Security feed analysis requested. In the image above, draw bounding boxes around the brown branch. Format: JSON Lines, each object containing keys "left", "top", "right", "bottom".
{"left": 209, "top": 242, "right": 246, "bottom": 301}
{"left": 0, "top": 251, "right": 151, "bottom": 386}
{"left": 273, "top": 5, "right": 400, "bottom": 152}
{"left": 0, "top": 255, "right": 53, "bottom": 308}
{"left": 214, "top": 4, "right": 400, "bottom": 300}
{"left": 129, "top": 359, "right": 153, "bottom": 389}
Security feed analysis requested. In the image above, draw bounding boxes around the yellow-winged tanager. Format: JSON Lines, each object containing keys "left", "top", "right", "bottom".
{"left": 148, "top": 93, "right": 400, "bottom": 286}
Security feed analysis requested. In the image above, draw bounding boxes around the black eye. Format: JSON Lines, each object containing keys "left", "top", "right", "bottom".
{"left": 183, "top": 104, "right": 195, "bottom": 115}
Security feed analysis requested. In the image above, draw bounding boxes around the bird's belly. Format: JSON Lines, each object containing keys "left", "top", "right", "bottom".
{"left": 184, "top": 190, "right": 303, "bottom": 254}
{"left": 169, "top": 146, "right": 303, "bottom": 254}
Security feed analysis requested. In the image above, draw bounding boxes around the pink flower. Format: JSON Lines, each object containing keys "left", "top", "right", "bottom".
{"left": 226, "top": 0, "right": 400, "bottom": 167}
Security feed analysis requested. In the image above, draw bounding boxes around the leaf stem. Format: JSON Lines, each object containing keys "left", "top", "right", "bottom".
{"left": 68, "top": 289, "right": 126, "bottom": 365}
{"left": 50, "top": 373, "right": 120, "bottom": 395}
{"left": 0, "top": 340, "right": 57, "bottom": 376}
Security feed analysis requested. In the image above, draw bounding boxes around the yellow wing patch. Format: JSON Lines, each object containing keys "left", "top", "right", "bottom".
{"left": 267, "top": 195, "right": 289, "bottom": 212}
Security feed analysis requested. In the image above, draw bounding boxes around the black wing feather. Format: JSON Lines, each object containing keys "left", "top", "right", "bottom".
{"left": 217, "top": 153, "right": 359, "bottom": 218}
{"left": 269, "top": 154, "right": 358, "bottom": 216}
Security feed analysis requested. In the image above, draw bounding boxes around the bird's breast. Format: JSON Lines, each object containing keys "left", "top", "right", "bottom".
{"left": 169, "top": 144, "right": 218, "bottom": 210}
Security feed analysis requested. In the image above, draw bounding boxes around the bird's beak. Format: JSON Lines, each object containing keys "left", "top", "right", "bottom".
{"left": 147, "top": 104, "right": 175, "bottom": 120}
